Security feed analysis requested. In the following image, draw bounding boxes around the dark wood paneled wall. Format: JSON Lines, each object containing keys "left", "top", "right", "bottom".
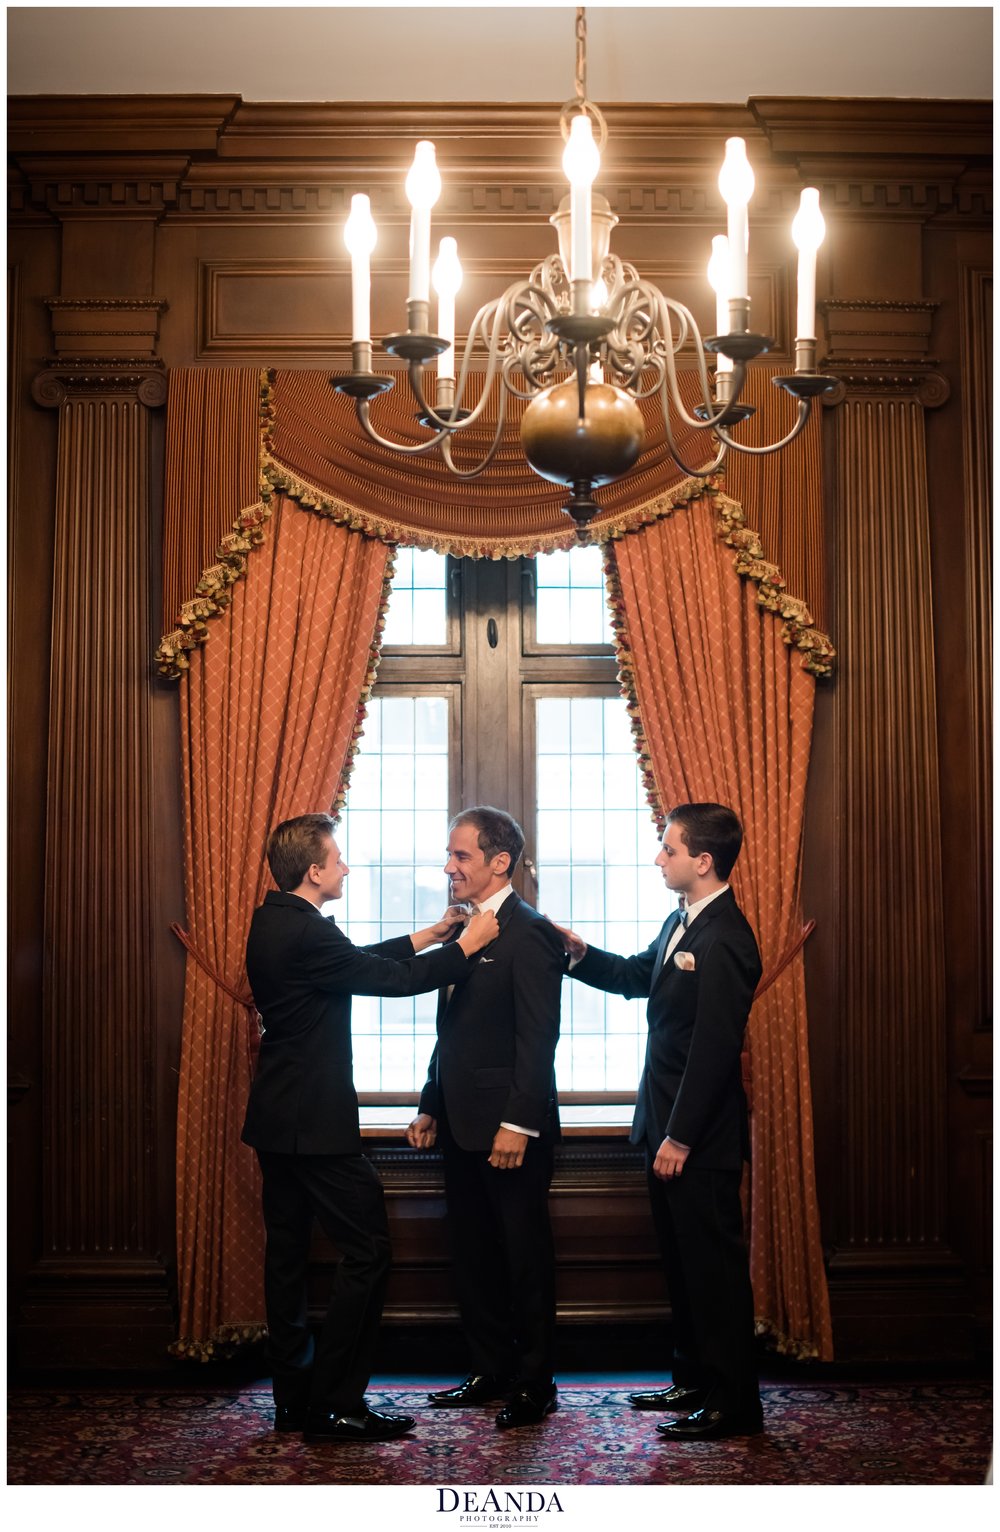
{"left": 7, "top": 96, "right": 991, "bottom": 1368}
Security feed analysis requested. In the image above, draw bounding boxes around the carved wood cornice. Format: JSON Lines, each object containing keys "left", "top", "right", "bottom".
{"left": 20, "top": 157, "right": 189, "bottom": 218}
{"left": 171, "top": 162, "right": 815, "bottom": 226}
{"left": 8, "top": 95, "right": 990, "bottom": 229}
{"left": 750, "top": 97, "right": 991, "bottom": 161}
{"left": 12, "top": 94, "right": 988, "bottom": 163}
{"left": 7, "top": 94, "right": 241, "bottom": 153}
{"left": 216, "top": 100, "right": 764, "bottom": 161}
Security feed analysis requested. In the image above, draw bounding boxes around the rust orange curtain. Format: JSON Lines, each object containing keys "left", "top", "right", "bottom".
{"left": 606, "top": 495, "right": 833, "bottom": 1359}
{"left": 172, "top": 492, "right": 391, "bottom": 1353}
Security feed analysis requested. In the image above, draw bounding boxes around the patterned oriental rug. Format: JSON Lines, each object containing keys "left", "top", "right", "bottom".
{"left": 7, "top": 1377, "right": 991, "bottom": 1487}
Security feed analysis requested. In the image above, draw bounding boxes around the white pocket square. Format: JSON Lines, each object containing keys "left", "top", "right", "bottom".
{"left": 673, "top": 951, "right": 696, "bottom": 972}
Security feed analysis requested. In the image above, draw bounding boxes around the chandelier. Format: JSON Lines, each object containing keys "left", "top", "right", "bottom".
{"left": 334, "top": 7, "right": 836, "bottom": 528}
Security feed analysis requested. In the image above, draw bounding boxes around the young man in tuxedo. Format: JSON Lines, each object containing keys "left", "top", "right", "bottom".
{"left": 242, "top": 812, "right": 498, "bottom": 1444}
{"left": 407, "top": 807, "right": 565, "bottom": 1429}
{"left": 554, "top": 802, "right": 763, "bottom": 1441}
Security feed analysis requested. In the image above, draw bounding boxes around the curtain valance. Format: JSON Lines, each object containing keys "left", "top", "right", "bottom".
{"left": 158, "top": 366, "right": 832, "bottom": 677}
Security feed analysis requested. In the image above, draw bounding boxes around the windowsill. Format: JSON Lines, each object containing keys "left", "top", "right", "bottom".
{"left": 359, "top": 1104, "right": 633, "bottom": 1138}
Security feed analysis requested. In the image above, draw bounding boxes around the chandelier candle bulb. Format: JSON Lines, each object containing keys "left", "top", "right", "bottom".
{"left": 344, "top": 194, "right": 377, "bottom": 345}
{"left": 707, "top": 235, "right": 734, "bottom": 375}
{"left": 563, "top": 114, "right": 601, "bottom": 287}
{"left": 791, "top": 187, "right": 826, "bottom": 346}
{"left": 432, "top": 236, "right": 463, "bottom": 382}
{"left": 718, "top": 138, "right": 755, "bottom": 303}
{"left": 405, "top": 141, "right": 442, "bottom": 313}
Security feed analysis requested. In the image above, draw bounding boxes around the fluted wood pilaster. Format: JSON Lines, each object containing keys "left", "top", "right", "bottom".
{"left": 45, "top": 393, "right": 155, "bottom": 1254}
{"left": 22, "top": 333, "right": 174, "bottom": 1360}
{"left": 960, "top": 267, "right": 992, "bottom": 1035}
{"left": 829, "top": 374, "right": 950, "bottom": 1261}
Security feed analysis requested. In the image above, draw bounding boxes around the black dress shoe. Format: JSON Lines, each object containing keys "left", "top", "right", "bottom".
{"left": 427, "top": 1374, "right": 514, "bottom": 1407}
{"left": 495, "top": 1382, "right": 558, "bottom": 1430}
{"left": 656, "top": 1406, "right": 764, "bottom": 1441}
{"left": 629, "top": 1384, "right": 708, "bottom": 1411}
{"left": 303, "top": 1405, "right": 415, "bottom": 1442}
{"left": 274, "top": 1403, "right": 308, "bottom": 1432}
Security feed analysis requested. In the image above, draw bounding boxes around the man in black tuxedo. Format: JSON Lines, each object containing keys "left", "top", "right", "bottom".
{"left": 555, "top": 802, "right": 763, "bottom": 1441}
{"left": 242, "top": 812, "right": 498, "bottom": 1443}
{"left": 407, "top": 807, "right": 564, "bottom": 1429}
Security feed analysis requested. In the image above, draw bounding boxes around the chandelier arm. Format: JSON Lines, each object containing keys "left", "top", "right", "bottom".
{"left": 354, "top": 397, "right": 454, "bottom": 456}
{"left": 438, "top": 391, "right": 511, "bottom": 480}
{"left": 714, "top": 398, "right": 812, "bottom": 454}
{"left": 657, "top": 378, "right": 729, "bottom": 478}
{"left": 660, "top": 293, "right": 717, "bottom": 407}
{"left": 655, "top": 292, "right": 746, "bottom": 433}
{"left": 409, "top": 299, "right": 513, "bottom": 435}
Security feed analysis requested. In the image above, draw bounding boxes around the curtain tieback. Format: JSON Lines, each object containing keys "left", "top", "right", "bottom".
{"left": 742, "top": 920, "right": 817, "bottom": 1114}
{"left": 170, "top": 923, "right": 262, "bottom": 1081}
{"left": 754, "top": 919, "right": 817, "bottom": 1001}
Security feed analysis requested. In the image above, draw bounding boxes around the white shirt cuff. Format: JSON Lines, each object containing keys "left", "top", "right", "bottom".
{"left": 500, "top": 1121, "right": 539, "bottom": 1138}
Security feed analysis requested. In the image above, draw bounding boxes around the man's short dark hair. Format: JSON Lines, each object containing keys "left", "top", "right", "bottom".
{"left": 666, "top": 802, "right": 744, "bottom": 881}
{"left": 267, "top": 813, "right": 336, "bottom": 891}
{"left": 450, "top": 805, "right": 525, "bottom": 877}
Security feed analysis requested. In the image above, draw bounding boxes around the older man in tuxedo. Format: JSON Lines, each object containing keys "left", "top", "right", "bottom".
{"left": 407, "top": 806, "right": 564, "bottom": 1430}
{"left": 242, "top": 812, "right": 497, "bottom": 1444}
{"left": 554, "top": 802, "right": 763, "bottom": 1441}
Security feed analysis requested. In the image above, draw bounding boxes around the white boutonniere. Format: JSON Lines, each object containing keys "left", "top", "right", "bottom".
{"left": 673, "top": 951, "right": 696, "bottom": 972}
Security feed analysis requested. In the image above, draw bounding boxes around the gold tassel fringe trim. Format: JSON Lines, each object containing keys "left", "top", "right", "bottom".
{"left": 168, "top": 1322, "right": 268, "bottom": 1363}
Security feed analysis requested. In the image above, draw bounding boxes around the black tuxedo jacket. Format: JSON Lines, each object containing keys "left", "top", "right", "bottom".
{"left": 241, "top": 891, "right": 472, "bottom": 1156}
{"left": 573, "top": 888, "right": 761, "bottom": 1169}
{"left": 418, "top": 892, "right": 564, "bottom": 1152}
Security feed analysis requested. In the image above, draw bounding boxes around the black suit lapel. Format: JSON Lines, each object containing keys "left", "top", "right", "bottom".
{"left": 438, "top": 890, "right": 520, "bottom": 1021}
{"left": 650, "top": 910, "right": 685, "bottom": 995}
{"left": 650, "top": 890, "right": 736, "bottom": 992}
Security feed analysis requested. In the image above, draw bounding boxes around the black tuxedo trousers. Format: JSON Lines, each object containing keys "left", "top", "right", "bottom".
{"left": 437, "top": 1109, "right": 557, "bottom": 1385}
{"left": 257, "top": 1150, "right": 390, "bottom": 1416}
{"left": 645, "top": 1159, "right": 759, "bottom": 1415}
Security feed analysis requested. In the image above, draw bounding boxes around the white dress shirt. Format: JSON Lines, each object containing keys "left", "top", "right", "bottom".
{"left": 661, "top": 884, "right": 730, "bottom": 966}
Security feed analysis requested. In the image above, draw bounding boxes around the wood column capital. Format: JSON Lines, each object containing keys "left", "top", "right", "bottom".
{"left": 819, "top": 297, "right": 950, "bottom": 406}
{"left": 32, "top": 296, "right": 169, "bottom": 408}
{"left": 32, "top": 362, "right": 168, "bottom": 409}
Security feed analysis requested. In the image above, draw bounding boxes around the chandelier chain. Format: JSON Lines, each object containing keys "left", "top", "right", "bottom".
{"left": 574, "top": 6, "right": 587, "bottom": 104}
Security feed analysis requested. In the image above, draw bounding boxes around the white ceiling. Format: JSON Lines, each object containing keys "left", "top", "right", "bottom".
{"left": 6, "top": 3, "right": 994, "bottom": 103}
